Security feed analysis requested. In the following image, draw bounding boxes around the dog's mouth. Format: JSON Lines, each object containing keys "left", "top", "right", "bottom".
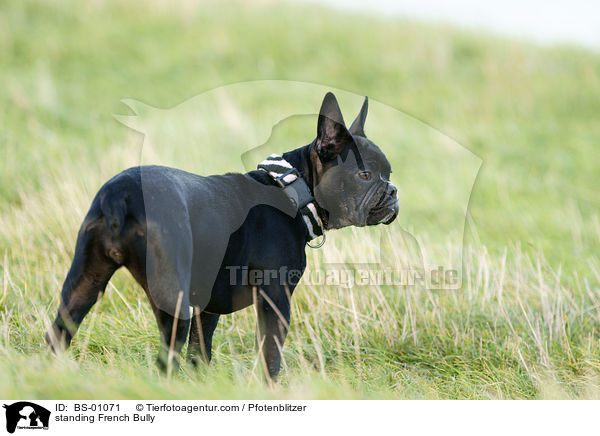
{"left": 366, "top": 183, "right": 399, "bottom": 226}
{"left": 367, "top": 200, "right": 398, "bottom": 225}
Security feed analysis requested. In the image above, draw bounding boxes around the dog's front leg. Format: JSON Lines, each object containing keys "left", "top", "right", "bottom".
{"left": 254, "top": 286, "right": 291, "bottom": 381}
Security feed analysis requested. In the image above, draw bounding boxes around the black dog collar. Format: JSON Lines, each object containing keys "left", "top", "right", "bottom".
{"left": 257, "top": 154, "right": 324, "bottom": 242}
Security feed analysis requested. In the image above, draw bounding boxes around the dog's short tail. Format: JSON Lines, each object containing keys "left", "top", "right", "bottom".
{"left": 100, "top": 191, "right": 128, "bottom": 237}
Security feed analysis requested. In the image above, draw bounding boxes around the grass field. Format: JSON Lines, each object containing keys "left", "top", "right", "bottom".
{"left": 1, "top": 0, "right": 599, "bottom": 399}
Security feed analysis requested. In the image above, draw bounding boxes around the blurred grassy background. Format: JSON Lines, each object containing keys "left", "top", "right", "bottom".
{"left": 0, "top": 0, "right": 599, "bottom": 399}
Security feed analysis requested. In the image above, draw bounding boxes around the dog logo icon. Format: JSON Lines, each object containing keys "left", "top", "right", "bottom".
{"left": 2, "top": 402, "right": 50, "bottom": 433}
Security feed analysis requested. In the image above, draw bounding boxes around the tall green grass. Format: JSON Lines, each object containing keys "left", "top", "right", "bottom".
{"left": 0, "top": 0, "right": 599, "bottom": 398}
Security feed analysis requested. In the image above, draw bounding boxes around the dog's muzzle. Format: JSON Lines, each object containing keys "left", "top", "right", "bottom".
{"left": 366, "top": 181, "right": 399, "bottom": 226}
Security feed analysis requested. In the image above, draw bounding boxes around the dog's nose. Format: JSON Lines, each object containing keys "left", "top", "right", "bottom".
{"left": 388, "top": 183, "right": 397, "bottom": 198}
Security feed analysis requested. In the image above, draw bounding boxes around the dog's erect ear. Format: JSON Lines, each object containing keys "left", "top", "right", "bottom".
{"left": 349, "top": 96, "right": 368, "bottom": 137}
{"left": 316, "top": 92, "right": 352, "bottom": 161}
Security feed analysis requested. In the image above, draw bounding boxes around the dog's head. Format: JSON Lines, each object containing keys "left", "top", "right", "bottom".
{"left": 310, "top": 92, "right": 399, "bottom": 230}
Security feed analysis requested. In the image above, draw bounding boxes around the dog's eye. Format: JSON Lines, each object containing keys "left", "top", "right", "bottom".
{"left": 358, "top": 171, "right": 372, "bottom": 180}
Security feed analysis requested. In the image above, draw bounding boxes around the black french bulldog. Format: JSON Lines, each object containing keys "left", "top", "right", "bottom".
{"left": 45, "top": 92, "right": 398, "bottom": 379}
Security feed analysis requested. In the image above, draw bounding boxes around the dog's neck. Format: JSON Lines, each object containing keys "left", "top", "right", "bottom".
{"left": 282, "top": 141, "right": 329, "bottom": 229}
{"left": 281, "top": 143, "right": 315, "bottom": 189}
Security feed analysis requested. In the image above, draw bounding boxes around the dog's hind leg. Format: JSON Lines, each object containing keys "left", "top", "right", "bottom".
{"left": 155, "top": 307, "right": 190, "bottom": 373}
{"left": 140, "top": 219, "right": 194, "bottom": 373}
{"left": 187, "top": 308, "right": 220, "bottom": 366}
{"left": 125, "top": 252, "right": 192, "bottom": 374}
{"left": 45, "top": 221, "right": 119, "bottom": 351}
